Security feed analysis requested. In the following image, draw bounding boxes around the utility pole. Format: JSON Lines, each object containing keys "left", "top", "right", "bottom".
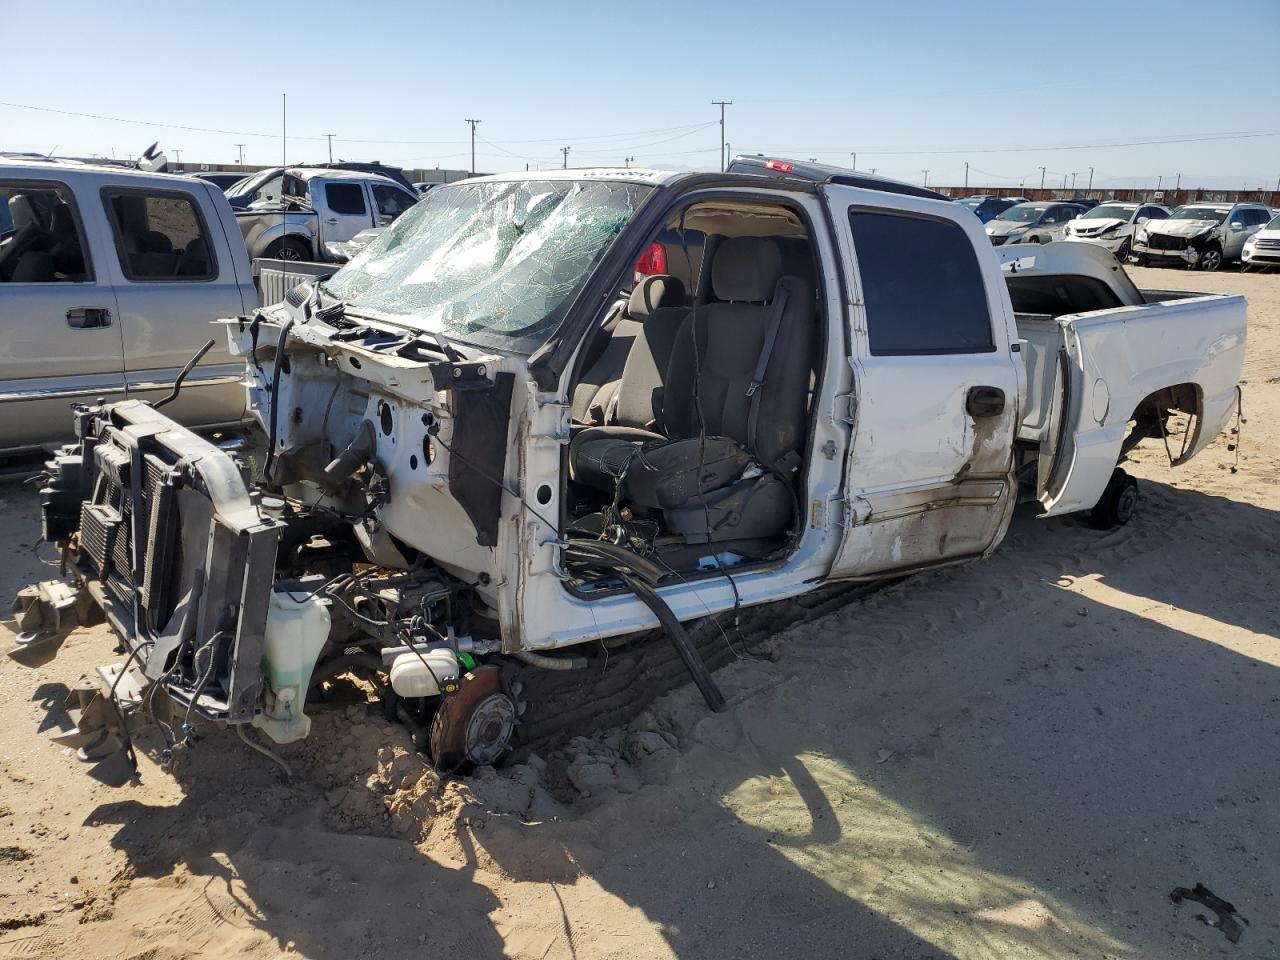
{"left": 1062, "top": 172, "right": 1068, "bottom": 189}
{"left": 922, "top": 169, "right": 929, "bottom": 188}
{"left": 624, "top": 155, "right": 634, "bottom": 168}
{"left": 1087, "top": 166, "right": 1094, "bottom": 191}
{"left": 173, "top": 149, "right": 182, "bottom": 168}
{"left": 561, "top": 146, "right": 570, "bottom": 169}
{"left": 1175, "top": 172, "right": 1181, "bottom": 191}
{"left": 1157, "top": 175, "right": 1163, "bottom": 193}
{"left": 851, "top": 151, "right": 857, "bottom": 170}
{"left": 964, "top": 161, "right": 969, "bottom": 191}
{"left": 234, "top": 143, "right": 245, "bottom": 167}
{"left": 1070, "top": 171, "right": 1078, "bottom": 191}
{"left": 1038, "top": 166, "right": 1046, "bottom": 190}
{"left": 711, "top": 100, "right": 732, "bottom": 172}
{"left": 325, "top": 134, "right": 335, "bottom": 164}
{"left": 869, "top": 167, "right": 877, "bottom": 175}
{"left": 464, "top": 119, "right": 481, "bottom": 176}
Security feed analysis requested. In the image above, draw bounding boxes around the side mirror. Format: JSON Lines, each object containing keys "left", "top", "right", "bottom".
{"left": 1136, "top": 216, "right": 1148, "bottom": 224}
{"left": 1229, "top": 221, "right": 1244, "bottom": 231}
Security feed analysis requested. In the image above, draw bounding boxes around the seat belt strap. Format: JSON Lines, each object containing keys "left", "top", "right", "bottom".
{"left": 746, "top": 281, "right": 791, "bottom": 445}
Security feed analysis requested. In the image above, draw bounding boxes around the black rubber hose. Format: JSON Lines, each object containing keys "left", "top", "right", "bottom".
{"left": 262, "top": 318, "right": 295, "bottom": 484}
{"left": 616, "top": 570, "right": 726, "bottom": 713}
{"left": 153, "top": 338, "right": 216, "bottom": 410}
{"left": 563, "top": 538, "right": 666, "bottom": 586}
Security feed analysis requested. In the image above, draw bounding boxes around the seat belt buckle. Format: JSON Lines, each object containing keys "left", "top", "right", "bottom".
{"left": 745, "top": 380, "right": 763, "bottom": 398}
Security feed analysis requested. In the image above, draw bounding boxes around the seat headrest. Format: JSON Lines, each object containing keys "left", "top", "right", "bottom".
{"left": 626, "top": 274, "right": 686, "bottom": 321}
{"left": 8, "top": 195, "right": 35, "bottom": 230}
{"left": 712, "top": 237, "right": 783, "bottom": 303}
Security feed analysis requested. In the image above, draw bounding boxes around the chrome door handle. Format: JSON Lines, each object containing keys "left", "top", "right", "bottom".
{"left": 326, "top": 217, "right": 341, "bottom": 225}
{"left": 66, "top": 307, "right": 112, "bottom": 329}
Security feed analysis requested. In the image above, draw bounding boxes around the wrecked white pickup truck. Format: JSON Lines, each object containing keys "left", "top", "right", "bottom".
{"left": 13, "top": 158, "right": 1246, "bottom": 774}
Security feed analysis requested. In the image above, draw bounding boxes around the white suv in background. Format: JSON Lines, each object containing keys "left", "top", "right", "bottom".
{"left": 1132, "top": 201, "right": 1274, "bottom": 270}
{"left": 1061, "top": 202, "right": 1170, "bottom": 261}
{"left": 1242, "top": 211, "right": 1280, "bottom": 271}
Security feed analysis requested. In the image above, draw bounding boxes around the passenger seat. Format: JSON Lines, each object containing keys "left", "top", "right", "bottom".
{"left": 571, "top": 274, "right": 686, "bottom": 425}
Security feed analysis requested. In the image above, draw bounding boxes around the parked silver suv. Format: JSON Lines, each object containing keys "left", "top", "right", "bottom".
{"left": 1132, "top": 201, "right": 1274, "bottom": 270}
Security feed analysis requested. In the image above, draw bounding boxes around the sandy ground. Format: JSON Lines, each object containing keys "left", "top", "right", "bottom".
{"left": 1, "top": 265, "right": 1278, "bottom": 960}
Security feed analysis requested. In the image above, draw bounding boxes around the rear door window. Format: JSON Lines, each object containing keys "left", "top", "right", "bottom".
{"left": 324, "top": 182, "right": 367, "bottom": 216}
{"left": 848, "top": 209, "right": 995, "bottom": 355}
{"left": 0, "top": 180, "right": 93, "bottom": 283}
{"left": 102, "top": 188, "right": 215, "bottom": 281}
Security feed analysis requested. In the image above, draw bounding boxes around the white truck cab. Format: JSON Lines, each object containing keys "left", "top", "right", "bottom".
{"left": 14, "top": 160, "right": 1247, "bottom": 771}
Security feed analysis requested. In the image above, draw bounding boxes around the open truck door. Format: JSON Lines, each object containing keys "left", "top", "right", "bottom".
{"left": 821, "top": 184, "right": 1024, "bottom": 580}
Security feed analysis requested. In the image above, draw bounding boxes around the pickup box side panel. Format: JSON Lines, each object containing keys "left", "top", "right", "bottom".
{"left": 1041, "top": 294, "right": 1246, "bottom": 515}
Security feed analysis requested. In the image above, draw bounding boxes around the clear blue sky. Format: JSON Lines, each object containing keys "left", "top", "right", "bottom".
{"left": 4, "top": 0, "right": 1278, "bottom": 190}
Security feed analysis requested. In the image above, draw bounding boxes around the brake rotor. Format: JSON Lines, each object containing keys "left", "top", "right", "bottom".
{"left": 428, "top": 664, "right": 515, "bottom": 770}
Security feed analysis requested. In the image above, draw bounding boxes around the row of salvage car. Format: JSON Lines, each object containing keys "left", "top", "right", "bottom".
{"left": 959, "top": 193, "right": 1280, "bottom": 271}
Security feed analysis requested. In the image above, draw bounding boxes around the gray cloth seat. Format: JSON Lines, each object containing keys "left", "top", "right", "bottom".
{"left": 571, "top": 274, "right": 686, "bottom": 426}
{"left": 569, "top": 237, "right": 817, "bottom": 543}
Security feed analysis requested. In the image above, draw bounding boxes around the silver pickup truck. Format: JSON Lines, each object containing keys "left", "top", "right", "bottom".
{"left": 235, "top": 168, "right": 419, "bottom": 264}
{"left": 0, "top": 159, "right": 254, "bottom": 454}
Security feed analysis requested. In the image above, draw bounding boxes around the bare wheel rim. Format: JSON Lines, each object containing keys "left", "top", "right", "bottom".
{"left": 1199, "top": 247, "right": 1222, "bottom": 271}
{"left": 1116, "top": 484, "right": 1139, "bottom": 523}
{"left": 276, "top": 244, "right": 304, "bottom": 261}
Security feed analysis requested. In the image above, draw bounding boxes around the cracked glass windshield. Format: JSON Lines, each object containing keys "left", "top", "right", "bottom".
{"left": 322, "top": 178, "right": 653, "bottom": 353}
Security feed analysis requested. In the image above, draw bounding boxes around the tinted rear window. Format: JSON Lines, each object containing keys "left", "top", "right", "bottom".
{"left": 848, "top": 210, "right": 994, "bottom": 355}
{"left": 324, "top": 182, "right": 367, "bottom": 216}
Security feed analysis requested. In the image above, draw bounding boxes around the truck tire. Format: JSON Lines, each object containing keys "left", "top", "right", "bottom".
{"left": 1090, "top": 469, "right": 1139, "bottom": 529}
{"left": 265, "top": 237, "right": 310, "bottom": 262}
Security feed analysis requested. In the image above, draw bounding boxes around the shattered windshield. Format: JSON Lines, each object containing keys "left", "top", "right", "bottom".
{"left": 322, "top": 178, "right": 653, "bottom": 354}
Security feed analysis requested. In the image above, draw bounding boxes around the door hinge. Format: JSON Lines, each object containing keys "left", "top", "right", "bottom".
{"left": 829, "top": 391, "right": 856, "bottom": 427}
{"left": 824, "top": 493, "right": 871, "bottom": 530}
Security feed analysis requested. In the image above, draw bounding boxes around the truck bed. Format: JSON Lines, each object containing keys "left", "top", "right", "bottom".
{"left": 1001, "top": 245, "right": 1247, "bottom": 515}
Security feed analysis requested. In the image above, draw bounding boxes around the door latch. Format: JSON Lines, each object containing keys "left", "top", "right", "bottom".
{"left": 66, "top": 307, "right": 111, "bottom": 329}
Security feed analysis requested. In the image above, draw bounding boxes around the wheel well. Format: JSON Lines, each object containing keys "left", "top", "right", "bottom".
{"left": 1121, "top": 382, "right": 1203, "bottom": 461}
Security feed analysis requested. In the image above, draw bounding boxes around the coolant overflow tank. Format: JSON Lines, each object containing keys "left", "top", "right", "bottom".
{"left": 252, "top": 589, "right": 332, "bottom": 744}
{"left": 389, "top": 649, "right": 460, "bottom": 698}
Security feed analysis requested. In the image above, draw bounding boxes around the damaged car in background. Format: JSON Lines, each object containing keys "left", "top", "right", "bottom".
{"left": 1131, "top": 201, "right": 1274, "bottom": 271}
{"left": 9, "top": 159, "right": 1247, "bottom": 778}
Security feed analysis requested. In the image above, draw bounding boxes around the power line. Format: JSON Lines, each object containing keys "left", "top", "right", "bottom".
{"left": 0, "top": 99, "right": 717, "bottom": 149}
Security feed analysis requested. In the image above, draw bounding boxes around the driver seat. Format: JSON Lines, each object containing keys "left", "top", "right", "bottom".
{"left": 569, "top": 236, "right": 816, "bottom": 543}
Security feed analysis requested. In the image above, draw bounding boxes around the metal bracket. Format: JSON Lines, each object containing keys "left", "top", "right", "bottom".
{"left": 826, "top": 493, "right": 871, "bottom": 530}
{"left": 829, "top": 391, "right": 857, "bottom": 427}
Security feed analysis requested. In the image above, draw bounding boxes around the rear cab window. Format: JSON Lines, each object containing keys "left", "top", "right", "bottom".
{"left": 0, "top": 179, "right": 94, "bottom": 283}
{"left": 101, "top": 188, "right": 216, "bottom": 281}
{"left": 323, "top": 182, "right": 368, "bottom": 216}
{"left": 848, "top": 209, "right": 994, "bottom": 355}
